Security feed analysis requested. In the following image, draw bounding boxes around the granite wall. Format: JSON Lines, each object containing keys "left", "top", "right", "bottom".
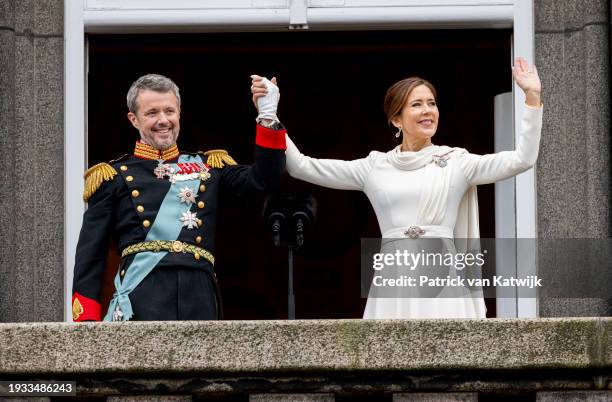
{"left": 1, "top": 319, "right": 612, "bottom": 400}
{"left": 534, "top": 0, "right": 611, "bottom": 316}
{"left": 0, "top": 0, "right": 64, "bottom": 322}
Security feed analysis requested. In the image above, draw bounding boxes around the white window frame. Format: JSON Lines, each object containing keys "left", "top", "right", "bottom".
{"left": 64, "top": 0, "right": 537, "bottom": 321}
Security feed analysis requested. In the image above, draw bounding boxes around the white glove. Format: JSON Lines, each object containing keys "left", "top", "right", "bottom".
{"left": 256, "top": 77, "right": 280, "bottom": 123}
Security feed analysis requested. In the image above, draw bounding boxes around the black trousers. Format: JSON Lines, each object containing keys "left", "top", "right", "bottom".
{"left": 125, "top": 262, "right": 220, "bottom": 320}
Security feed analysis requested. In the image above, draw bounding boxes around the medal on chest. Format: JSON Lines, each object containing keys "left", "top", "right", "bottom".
{"left": 433, "top": 150, "right": 454, "bottom": 168}
{"left": 151, "top": 158, "right": 210, "bottom": 231}
{"left": 153, "top": 160, "right": 211, "bottom": 183}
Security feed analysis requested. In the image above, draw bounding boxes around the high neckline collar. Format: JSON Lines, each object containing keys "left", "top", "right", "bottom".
{"left": 387, "top": 143, "right": 441, "bottom": 171}
{"left": 397, "top": 143, "right": 435, "bottom": 154}
{"left": 133, "top": 141, "right": 179, "bottom": 161}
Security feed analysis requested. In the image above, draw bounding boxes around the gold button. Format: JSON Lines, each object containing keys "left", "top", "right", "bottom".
{"left": 120, "top": 270, "right": 125, "bottom": 277}
{"left": 136, "top": 205, "right": 144, "bottom": 213}
{"left": 199, "top": 184, "right": 206, "bottom": 192}
{"left": 197, "top": 219, "right": 203, "bottom": 227}
{"left": 194, "top": 253, "right": 200, "bottom": 260}
{"left": 198, "top": 201, "right": 205, "bottom": 209}
{"left": 120, "top": 165, "right": 128, "bottom": 171}
{"left": 195, "top": 236, "right": 202, "bottom": 244}
{"left": 126, "top": 175, "right": 134, "bottom": 182}
{"left": 143, "top": 220, "right": 151, "bottom": 228}
{"left": 132, "top": 190, "right": 140, "bottom": 198}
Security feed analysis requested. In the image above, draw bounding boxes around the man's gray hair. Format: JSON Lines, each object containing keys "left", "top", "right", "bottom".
{"left": 127, "top": 74, "right": 181, "bottom": 113}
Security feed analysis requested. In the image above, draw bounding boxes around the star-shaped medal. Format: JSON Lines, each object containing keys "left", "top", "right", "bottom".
{"left": 178, "top": 186, "right": 197, "bottom": 205}
{"left": 181, "top": 211, "right": 199, "bottom": 229}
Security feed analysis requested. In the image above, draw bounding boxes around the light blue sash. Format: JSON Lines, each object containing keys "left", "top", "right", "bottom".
{"left": 104, "top": 154, "right": 203, "bottom": 321}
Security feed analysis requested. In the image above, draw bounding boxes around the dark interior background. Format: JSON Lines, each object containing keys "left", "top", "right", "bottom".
{"left": 88, "top": 29, "right": 512, "bottom": 319}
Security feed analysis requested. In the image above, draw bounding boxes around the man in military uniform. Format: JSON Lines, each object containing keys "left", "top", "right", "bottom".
{"left": 72, "top": 73, "right": 285, "bottom": 321}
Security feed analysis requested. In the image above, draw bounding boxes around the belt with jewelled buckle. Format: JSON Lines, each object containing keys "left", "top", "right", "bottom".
{"left": 121, "top": 240, "right": 215, "bottom": 265}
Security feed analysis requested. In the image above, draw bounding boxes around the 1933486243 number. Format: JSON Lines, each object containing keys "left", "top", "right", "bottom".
{"left": 0, "top": 381, "right": 76, "bottom": 396}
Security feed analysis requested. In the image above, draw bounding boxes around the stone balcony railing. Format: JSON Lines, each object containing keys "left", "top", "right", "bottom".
{"left": 1, "top": 318, "right": 612, "bottom": 401}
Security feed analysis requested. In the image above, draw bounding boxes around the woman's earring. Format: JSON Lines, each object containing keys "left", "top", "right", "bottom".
{"left": 395, "top": 127, "right": 402, "bottom": 138}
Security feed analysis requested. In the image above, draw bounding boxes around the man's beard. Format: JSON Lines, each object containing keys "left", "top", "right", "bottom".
{"left": 140, "top": 130, "right": 176, "bottom": 150}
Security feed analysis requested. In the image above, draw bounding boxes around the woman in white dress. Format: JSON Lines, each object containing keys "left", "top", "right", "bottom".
{"left": 251, "top": 57, "right": 542, "bottom": 319}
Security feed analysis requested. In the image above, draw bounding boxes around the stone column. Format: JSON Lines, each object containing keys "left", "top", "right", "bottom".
{"left": 0, "top": 0, "right": 64, "bottom": 322}
{"left": 534, "top": 0, "right": 611, "bottom": 316}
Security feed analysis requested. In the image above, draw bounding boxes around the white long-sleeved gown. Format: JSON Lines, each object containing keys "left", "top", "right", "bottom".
{"left": 286, "top": 105, "right": 543, "bottom": 319}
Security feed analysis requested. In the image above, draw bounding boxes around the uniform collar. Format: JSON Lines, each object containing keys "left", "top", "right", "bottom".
{"left": 133, "top": 141, "right": 179, "bottom": 161}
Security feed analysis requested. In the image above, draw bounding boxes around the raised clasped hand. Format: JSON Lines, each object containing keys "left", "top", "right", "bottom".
{"left": 251, "top": 75, "right": 280, "bottom": 123}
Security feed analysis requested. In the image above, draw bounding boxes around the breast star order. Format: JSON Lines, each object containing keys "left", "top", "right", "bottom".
{"left": 178, "top": 186, "right": 197, "bottom": 205}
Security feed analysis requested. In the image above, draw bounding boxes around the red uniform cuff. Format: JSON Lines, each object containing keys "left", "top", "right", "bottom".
{"left": 256, "top": 124, "right": 287, "bottom": 150}
{"left": 72, "top": 292, "right": 101, "bottom": 322}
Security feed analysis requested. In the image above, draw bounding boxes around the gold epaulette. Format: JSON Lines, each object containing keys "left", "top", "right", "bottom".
{"left": 83, "top": 162, "right": 117, "bottom": 202}
{"left": 203, "top": 149, "right": 237, "bottom": 169}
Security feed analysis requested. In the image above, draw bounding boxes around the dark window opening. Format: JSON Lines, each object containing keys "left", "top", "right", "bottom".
{"left": 88, "top": 29, "right": 512, "bottom": 319}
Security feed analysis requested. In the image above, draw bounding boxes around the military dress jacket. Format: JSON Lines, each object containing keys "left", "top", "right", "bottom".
{"left": 72, "top": 124, "right": 286, "bottom": 321}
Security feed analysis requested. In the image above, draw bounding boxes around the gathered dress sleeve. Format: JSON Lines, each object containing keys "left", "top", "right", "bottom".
{"left": 457, "top": 104, "right": 543, "bottom": 186}
{"left": 286, "top": 134, "right": 377, "bottom": 191}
